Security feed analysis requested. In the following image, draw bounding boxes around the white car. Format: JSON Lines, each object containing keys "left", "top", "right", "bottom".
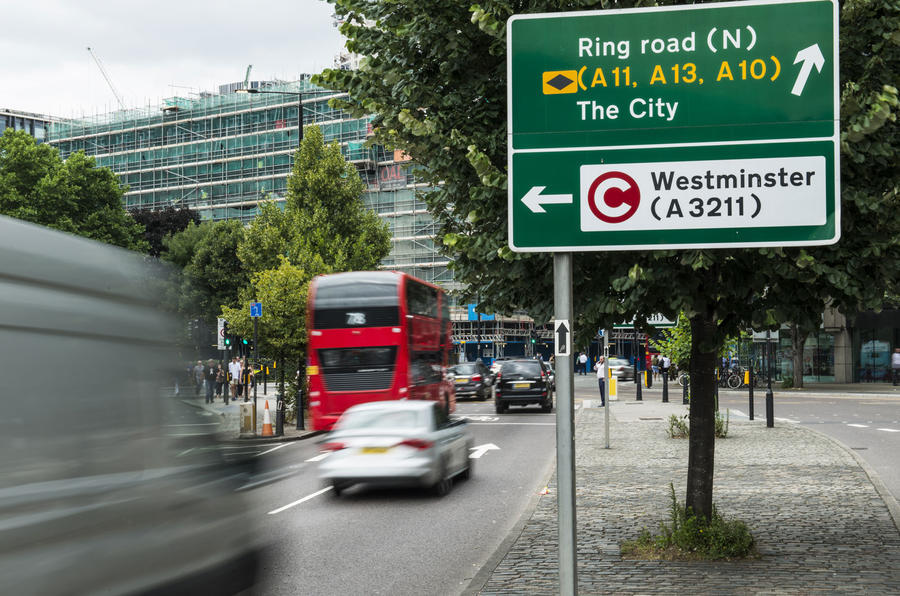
{"left": 318, "top": 401, "right": 473, "bottom": 497}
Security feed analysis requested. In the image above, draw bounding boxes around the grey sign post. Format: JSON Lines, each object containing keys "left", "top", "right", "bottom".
{"left": 553, "top": 253, "right": 577, "bottom": 595}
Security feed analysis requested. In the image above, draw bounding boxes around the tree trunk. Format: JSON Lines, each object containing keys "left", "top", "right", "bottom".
{"left": 686, "top": 310, "right": 718, "bottom": 521}
{"left": 790, "top": 323, "right": 808, "bottom": 389}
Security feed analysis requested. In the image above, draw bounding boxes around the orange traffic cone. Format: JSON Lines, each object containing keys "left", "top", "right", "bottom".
{"left": 261, "top": 399, "right": 274, "bottom": 436}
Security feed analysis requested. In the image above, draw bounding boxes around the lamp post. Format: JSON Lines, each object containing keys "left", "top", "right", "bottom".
{"left": 236, "top": 85, "right": 333, "bottom": 431}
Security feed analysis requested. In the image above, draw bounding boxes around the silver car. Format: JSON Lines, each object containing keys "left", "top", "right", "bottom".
{"left": 318, "top": 401, "right": 473, "bottom": 497}
{"left": 608, "top": 357, "right": 635, "bottom": 381}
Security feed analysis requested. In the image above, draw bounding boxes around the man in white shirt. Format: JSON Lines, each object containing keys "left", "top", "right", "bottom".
{"left": 594, "top": 356, "right": 606, "bottom": 406}
{"left": 229, "top": 357, "right": 242, "bottom": 399}
{"left": 661, "top": 355, "right": 671, "bottom": 379}
{"left": 578, "top": 352, "right": 588, "bottom": 376}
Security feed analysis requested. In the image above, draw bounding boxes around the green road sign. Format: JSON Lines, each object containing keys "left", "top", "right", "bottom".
{"left": 507, "top": 0, "right": 839, "bottom": 252}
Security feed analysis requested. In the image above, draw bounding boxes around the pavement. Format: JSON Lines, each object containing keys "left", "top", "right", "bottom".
{"left": 177, "top": 383, "right": 319, "bottom": 443}
{"left": 470, "top": 374, "right": 900, "bottom": 595}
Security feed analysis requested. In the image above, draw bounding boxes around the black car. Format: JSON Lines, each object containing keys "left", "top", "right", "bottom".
{"left": 494, "top": 359, "right": 553, "bottom": 413}
{"left": 449, "top": 360, "right": 492, "bottom": 400}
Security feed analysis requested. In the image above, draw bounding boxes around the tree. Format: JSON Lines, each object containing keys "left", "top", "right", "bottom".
{"left": 162, "top": 220, "right": 248, "bottom": 327}
{"left": 234, "top": 125, "right": 391, "bottom": 409}
{"left": 130, "top": 206, "right": 200, "bottom": 257}
{"left": 239, "top": 125, "right": 391, "bottom": 275}
{"left": 318, "top": 0, "right": 899, "bottom": 521}
{"left": 0, "top": 129, "right": 148, "bottom": 251}
{"left": 221, "top": 257, "right": 312, "bottom": 408}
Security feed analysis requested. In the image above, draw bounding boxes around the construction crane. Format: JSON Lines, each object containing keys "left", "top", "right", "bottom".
{"left": 243, "top": 64, "right": 253, "bottom": 90}
{"left": 86, "top": 46, "right": 126, "bottom": 110}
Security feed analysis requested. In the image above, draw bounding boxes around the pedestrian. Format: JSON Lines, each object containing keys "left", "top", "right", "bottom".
{"left": 594, "top": 356, "right": 607, "bottom": 406}
{"left": 204, "top": 359, "right": 216, "bottom": 403}
{"left": 661, "top": 354, "right": 671, "bottom": 380}
{"left": 229, "top": 357, "right": 241, "bottom": 399}
{"left": 651, "top": 354, "right": 660, "bottom": 381}
{"left": 578, "top": 352, "right": 588, "bottom": 376}
{"left": 215, "top": 364, "right": 225, "bottom": 402}
{"left": 241, "top": 358, "right": 251, "bottom": 401}
{"left": 193, "top": 360, "right": 204, "bottom": 396}
{"left": 892, "top": 348, "right": 900, "bottom": 386}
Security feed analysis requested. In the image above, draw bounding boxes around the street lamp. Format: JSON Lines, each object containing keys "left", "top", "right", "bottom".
{"left": 235, "top": 85, "right": 335, "bottom": 431}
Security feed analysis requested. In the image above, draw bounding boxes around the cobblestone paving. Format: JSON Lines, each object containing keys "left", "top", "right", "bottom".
{"left": 480, "top": 409, "right": 900, "bottom": 595}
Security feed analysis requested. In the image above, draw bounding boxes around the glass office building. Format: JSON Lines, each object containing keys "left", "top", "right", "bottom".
{"left": 48, "top": 79, "right": 451, "bottom": 287}
{"left": 1, "top": 108, "right": 52, "bottom": 143}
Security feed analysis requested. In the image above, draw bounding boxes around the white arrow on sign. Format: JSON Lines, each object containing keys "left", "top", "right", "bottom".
{"left": 791, "top": 44, "right": 825, "bottom": 97}
{"left": 522, "top": 186, "right": 573, "bottom": 213}
{"left": 469, "top": 443, "right": 500, "bottom": 459}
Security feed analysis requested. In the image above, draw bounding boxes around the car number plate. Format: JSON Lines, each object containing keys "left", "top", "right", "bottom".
{"left": 361, "top": 447, "right": 390, "bottom": 454}
{"left": 513, "top": 382, "right": 530, "bottom": 388}
{"left": 455, "top": 378, "right": 467, "bottom": 383}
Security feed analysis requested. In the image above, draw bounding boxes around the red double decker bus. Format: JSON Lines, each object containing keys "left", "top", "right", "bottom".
{"left": 306, "top": 271, "right": 455, "bottom": 431}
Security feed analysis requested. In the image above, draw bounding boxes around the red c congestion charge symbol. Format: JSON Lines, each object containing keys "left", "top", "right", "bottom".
{"left": 587, "top": 171, "right": 641, "bottom": 224}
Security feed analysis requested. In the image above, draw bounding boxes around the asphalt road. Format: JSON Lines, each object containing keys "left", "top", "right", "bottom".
{"left": 240, "top": 399, "right": 558, "bottom": 596}
{"left": 716, "top": 390, "right": 900, "bottom": 503}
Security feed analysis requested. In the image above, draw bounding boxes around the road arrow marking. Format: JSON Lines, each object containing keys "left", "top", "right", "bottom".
{"left": 469, "top": 443, "right": 500, "bottom": 459}
{"left": 522, "top": 186, "right": 573, "bottom": 213}
{"left": 791, "top": 44, "right": 825, "bottom": 96}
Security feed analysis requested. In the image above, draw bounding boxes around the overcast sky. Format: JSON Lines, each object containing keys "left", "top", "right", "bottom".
{"left": 1, "top": 0, "right": 346, "bottom": 118}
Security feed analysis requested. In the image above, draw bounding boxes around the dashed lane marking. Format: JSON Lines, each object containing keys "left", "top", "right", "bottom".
{"left": 305, "top": 453, "right": 330, "bottom": 462}
{"left": 257, "top": 443, "right": 291, "bottom": 456}
{"left": 268, "top": 486, "right": 332, "bottom": 514}
{"left": 877, "top": 428, "right": 899, "bottom": 433}
{"left": 848, "top": 423, "right": 869, "bottom": 428}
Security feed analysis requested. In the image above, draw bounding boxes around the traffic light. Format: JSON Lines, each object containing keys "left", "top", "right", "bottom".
{"left": 530, "top": 330, "right": 537, "bottom": 344}
{"left": 223, "top": 321, "right": 231, "bottom": 348}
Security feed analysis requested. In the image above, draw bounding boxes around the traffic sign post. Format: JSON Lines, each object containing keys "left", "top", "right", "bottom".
{"left": 508, "top": 0, "right": 839, "bottom": 252}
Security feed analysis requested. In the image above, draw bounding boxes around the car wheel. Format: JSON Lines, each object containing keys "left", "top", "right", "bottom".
{"left": 541, "top": 399, "right": 553, "bottom": 413}
{"left": 331, "top": 481, "right": 346, "bottom": 497}
{"left": 495, "top": 401, "right": 507, "bottom": 414}
{"left": 432, "top": 463, "right": 452, "bottom": 497}
{"left": 461, "top": 450, "right": 473, "bottom": 481}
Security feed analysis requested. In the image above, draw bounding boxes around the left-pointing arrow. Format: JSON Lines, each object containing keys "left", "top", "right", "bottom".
{"left": 522, "top": 186, "right": 573, "bottom": 213}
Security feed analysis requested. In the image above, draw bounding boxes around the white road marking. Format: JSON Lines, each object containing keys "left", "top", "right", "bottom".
{"left": 848, "top": 424, "right": 869, "bottom": 428}
{"left": 877, "top": 428, "right": 899, "bottom": 433}
{"left": 469, "top": 443, "right": 500, "bottom": 459}
{"left": 166, "top": 423, "right": 220, "bottom": 427}
{"left": 775, "top": 417, "right": 800, "bottom": 424}
{"left": 268, "top": 486, "right": 332, "bottom": 514}
{"left": 257, "top": 443, "right": 290, "bottom": 456}
{"left": 467, "top": 422, "right": 556, "bottom": 426}
{"left": 305, "top": 452, "right": 330, "bottom": 462}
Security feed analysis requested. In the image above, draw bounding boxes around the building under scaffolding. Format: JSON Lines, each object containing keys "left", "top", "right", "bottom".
{"left": 48, "top": 79, "right": 450, "bottom": 286}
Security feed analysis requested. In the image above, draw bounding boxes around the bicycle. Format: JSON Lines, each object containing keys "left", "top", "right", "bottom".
{"left": 677, "top": 371, "right": 690, "bottom": 387}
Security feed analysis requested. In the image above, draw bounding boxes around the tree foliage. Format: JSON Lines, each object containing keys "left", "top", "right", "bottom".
{"left": 239, "top": 126, "right": 391, "bottom": 276}
{"left": 0, "top": 129, "right": 147, "bottom": 251}
{"left": 130, "top": 206, "right": 200, "bottom": 257}
{"left": 319, "top": 0, "right": 899, "bottom": 519}
{"left": 162, "top": 220, "right": 248, "bottom": 325}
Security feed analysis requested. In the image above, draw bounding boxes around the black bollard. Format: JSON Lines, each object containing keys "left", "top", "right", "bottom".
{"left": 662, "top": 370, "right": 669, "bottom": 403}
{"left": 276, "top": 396, "right": 285, "bottom": 436}
{"left": 682, "top": 375, "right": 689, "bottom": 404}
{"left": 636, "top": 370, "right": 642, "bottom": 401}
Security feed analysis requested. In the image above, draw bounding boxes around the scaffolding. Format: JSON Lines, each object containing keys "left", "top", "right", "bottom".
{"left": 47, "top": 80, "right": 448, "bottom": 284}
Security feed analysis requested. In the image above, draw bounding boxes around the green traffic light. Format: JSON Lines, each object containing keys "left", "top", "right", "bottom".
{"left": 242, "top": 338, "right": 249, "bottom": 345}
